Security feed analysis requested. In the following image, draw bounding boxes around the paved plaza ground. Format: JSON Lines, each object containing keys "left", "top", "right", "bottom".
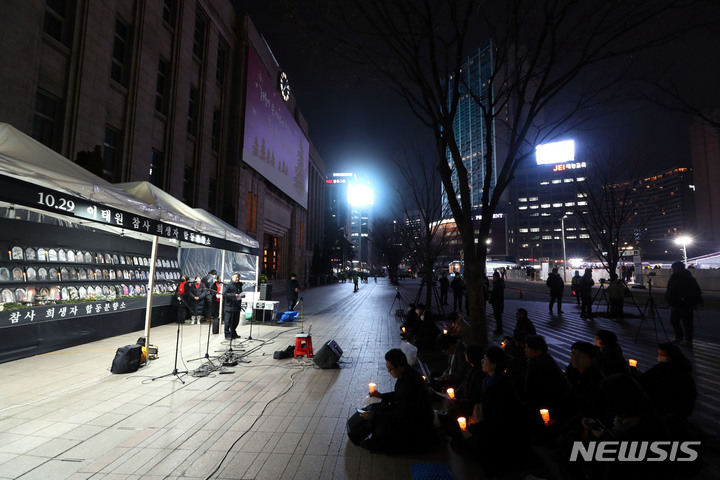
{"left": 0, "top": 278, "right": 718, "bottom": 479}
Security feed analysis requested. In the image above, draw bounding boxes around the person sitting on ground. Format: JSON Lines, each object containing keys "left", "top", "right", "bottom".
{"left": 446, "top": 311, "right": 470, "bottom": 343}
{"left": 562, "top": 341, "right": 606, "bottom": 436}
{"left": 461, "top": 346, "right": 526, "bottom": 477}
{"left": 522, "top": 335, "right": 571, "bottom": 429}
{"left": 431, "top": 334, "right": 469, "bottom": 391}
{"left": 513, "top": 308, "right": 537, "bottom": 337}
{"left": 637, "top": 342, "right": 697, "bottom": 427}
{"left": 400, "top": 303, "right": 420, "bottom": 339}
{"left": 504, "top": 332, "right": 529, "bottom": 394}
{"left": 442, "top": 343, "right": 486, "bottom": 421}
{"left": 414, "top": 306, "right": 441, "bottom": 352}
{"left": 358, "top": 349, "right": 436, "bottom": 453}
{"left": 593, "top": 329, "right": 627, "bottom": 376}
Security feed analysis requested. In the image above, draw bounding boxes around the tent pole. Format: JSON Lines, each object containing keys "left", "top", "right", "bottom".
{"left": 218, "top": 249, "right": 226, "bottom": 325}
{"left": 143, "top": 235, "right": 159, "bottom": 351}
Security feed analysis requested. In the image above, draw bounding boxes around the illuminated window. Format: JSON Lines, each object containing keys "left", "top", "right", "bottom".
{"left": 541, "top": 203, "right": 551, "bottom": 208}
{"left": 579, "top": 234, "right": 590, "bottom": 239}
{"left": 577, "top": 177, "right": 586, "bottom": 181}
{"left": 518, "top": 197, "right": 528, "bottom": 202}
{"left": 564, "top": 178, "right": 574, "bottom": 183}
{"left": 530, "top": 228, "right": 540, "bottom": 232}
{"left": 529, "top": 205, "right": 539, "bottom": 209}
{"left": 519, "top": 228, "right": 529, "bottom": 233}
{"left": 529, "top": 197, "right": 539, "bottom": 201}
{"left": 578, "top": 201, "right": 588, "bottom": 206}
{"left": 542, "top": 235, "right": 552, "bottom": 240}
{"left": 552, "top": 179, "right": 562, "bottom": 184}
{"left": 565, "top": 202, "right": 575, "bottom": 207}
{"left": 518, "top": 206, "right": 528, "bottom": 210}
{"left": 552, "top": 203, "right": 562, "bottom": 208}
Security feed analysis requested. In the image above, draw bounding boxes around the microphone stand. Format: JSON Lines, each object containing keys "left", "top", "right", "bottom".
{"left": 152, "top": 294, "right": 190, "bottom": 383}
{"left": 187, "top": 290, "right": 220, "bottom": 368}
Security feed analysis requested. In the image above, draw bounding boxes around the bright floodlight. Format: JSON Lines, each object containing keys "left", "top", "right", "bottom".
{"left": 675, "top": 236, "right": 692, "bottom": 246}
{"left": 348, "top": 183, "right": 374, "bottom": 206}
{"left": 535, "top": 140, "right": 575, "bottom": 165}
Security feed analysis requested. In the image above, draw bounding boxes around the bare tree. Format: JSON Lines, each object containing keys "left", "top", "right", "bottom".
{"left": 573, "top": 149, "right": 657, "bottom": 278}
{"left": 392, "top": 151, "right": 452, "bottom": 310}
{"left": 368, "top": 217, "right": 407, "bottom": 284}
{"left": 289, "top": 0, "right": 717, "bottom": 344}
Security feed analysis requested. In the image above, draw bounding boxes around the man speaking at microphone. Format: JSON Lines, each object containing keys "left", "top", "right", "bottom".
{"left": 223, "top": 273, "right": 244, "bottom": 340}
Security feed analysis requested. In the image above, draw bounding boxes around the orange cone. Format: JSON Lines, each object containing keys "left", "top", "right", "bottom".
{"left": 519, "top": 289, "right": 524, "bottom": 299}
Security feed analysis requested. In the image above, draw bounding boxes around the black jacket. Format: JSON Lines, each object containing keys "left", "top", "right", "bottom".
{"left": 223, "top": 281, "right": 244, "bottom": 313}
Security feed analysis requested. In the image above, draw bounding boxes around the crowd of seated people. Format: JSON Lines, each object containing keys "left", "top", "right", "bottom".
{"left": 359, "top": 300, "right": 701, "bottom": 479}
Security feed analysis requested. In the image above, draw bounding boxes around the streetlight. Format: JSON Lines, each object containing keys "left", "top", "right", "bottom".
{"left": 561, "top": 215, "right": 568, "bottom": 282}
{"left": 675, "top": 236, "right": 692, "bottom": 266}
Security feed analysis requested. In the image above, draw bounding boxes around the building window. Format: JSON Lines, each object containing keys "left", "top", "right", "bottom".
{"left": 183, "top": 165, "right": 195, "bottom": 205}
{"left": 149, "top": 149, "right": 165, "bottom": 187}
{"left": 162, "top": 0, "right": 177, "bottom": 28}
{"left": 103, "top": 126, "right": 122, "bottom": 182}
{"left": 216, "top": 43, "right": 227, "bottom": 85}
{"left": 44, "top": 0, "right": 71, "bottom": 45}
{"left": 187, "top": 86, "right": 198, "bottom": 135}
{"left": 263, "top": 234, "right": 279, "bottom": 279}
{"left": 111, "top": 19, "right": 129, "bottom": 85}
{"left": 193, "top": 11, "right": 206, "bottom": 59}
{"left": 211, "top": 108, "right": 220, "bottom": 152}
{"left": 32, "top": 91, "right": 60, "bottom": 150}
{"left": 155, "top": 58, "right": 169, "bottom": 114}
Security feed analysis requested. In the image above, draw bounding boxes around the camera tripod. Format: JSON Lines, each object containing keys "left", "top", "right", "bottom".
{"left": 414, "top": 279, "right": 445, "bottom": 315}
{"left": 592, "top": 280, "right": 609, "bottom": 315}
{"left": 389, "top": 287, "right": 406, "bottom": 315}
{"left": 634, "top": 276, "right": 669, "bottom": 343}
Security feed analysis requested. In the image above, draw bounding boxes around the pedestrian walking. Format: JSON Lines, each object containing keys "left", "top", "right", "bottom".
{"left": 546, "top": 267, "right": 564, "bottom": 314}
{"left": 665, "top": 261, "right": 703, "bottom": 348}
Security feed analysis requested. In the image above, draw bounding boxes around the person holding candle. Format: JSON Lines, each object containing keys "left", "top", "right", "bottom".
{"left": 522, "top": 335, "right": 570, "bottom": 429}
{"left": 593, "top": 329, "right": 628, "bottom": 376}
{"left": 356, "top": 348, "right": 436, "bottom": 453}
{"left": 446, "top": 311, "right": 470, "bottom": 343}
{"left": 461, "top": 347, "right": 525, "bottom": 477}
{"left": 432, "top": 334, "right": 469, "bottom": 391}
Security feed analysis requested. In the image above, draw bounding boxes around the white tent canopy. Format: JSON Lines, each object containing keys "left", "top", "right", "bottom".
{"left": 0, "top": 123, "right": 258, "bottom": 349}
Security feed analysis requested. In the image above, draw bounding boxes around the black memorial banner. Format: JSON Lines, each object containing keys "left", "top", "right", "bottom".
{"left": 0, "top": 175, "right": 254, "bottom": 254}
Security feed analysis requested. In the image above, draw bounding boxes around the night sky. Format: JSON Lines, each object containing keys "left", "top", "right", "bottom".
{"left": 239, "top": 1, "right": 720, "bottom": 216}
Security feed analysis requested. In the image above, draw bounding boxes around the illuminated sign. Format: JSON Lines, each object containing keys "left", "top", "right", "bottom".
{"left": 536, "top": 140, "right": 575, "bottom": 165}
{"left": 332, "top": 172, "right": 353, "bottom": 177}
{"left": 552, "top": 161, "right": 586, "bottom": 172}
{"left": 473, "top": 213, "right": 505, "bottom": 221}
{"left": 325, "top": 179, "right": 347, "bottom": 184}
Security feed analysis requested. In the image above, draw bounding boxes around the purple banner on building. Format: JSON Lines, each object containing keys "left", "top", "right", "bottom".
{"left": 242, "top": 47, "right": 309, "bottom": 209}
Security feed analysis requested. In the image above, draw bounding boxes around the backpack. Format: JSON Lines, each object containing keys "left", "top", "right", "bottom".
{"left": 110, "top": 345, "right": 142, "bottom": 374}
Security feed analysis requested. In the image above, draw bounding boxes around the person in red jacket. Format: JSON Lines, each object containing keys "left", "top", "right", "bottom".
{"left": 176, "top": 275, "right": 188, "bottom": 323}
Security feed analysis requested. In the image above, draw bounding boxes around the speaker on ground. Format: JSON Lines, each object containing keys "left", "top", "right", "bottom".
{"left": 313, "top": 340, "right": 343, "bottom": 369}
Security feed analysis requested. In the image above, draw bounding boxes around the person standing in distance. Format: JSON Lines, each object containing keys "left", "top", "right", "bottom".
{"left": 546, "top": 267, "right": 565, "bottom": 315}
{"left": 223, "top": 273, "right": 244, "bottom": 340}
{"left": 666, "top": 261, "right": 703, "bottom": 348}
{"left": 287, "top": 273, "right": 300, "bottom": 310}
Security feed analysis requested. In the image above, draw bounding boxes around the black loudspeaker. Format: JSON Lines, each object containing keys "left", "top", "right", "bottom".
{"left": 313, "top": 340, "right": 343, "bottom": 369}
{"left": 110, "top": 345, "right": 142, "bottom": 374}
{"left": 260, "top": 283, "right": 272, "bottom": 300}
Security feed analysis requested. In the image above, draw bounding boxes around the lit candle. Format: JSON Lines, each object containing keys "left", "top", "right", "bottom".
{"left": 501, "top": 340, "right": 506, "bottom": 348}
{"left": 447, "top": 388, "right": 455, "bottom": 399}
{"left": 443, "top": 329, "right": 448, "bottom": 334}
{"left": 540, "top": 409, "right": 550, "bottom": 425}
{"left": 628, "top": 359, "right": 637, "bottom": 367}
{"left": 368, "top": 382, "right": 376, "bottom": 394}
{"left": 422, "top": 375, "right": 426, "bottom": 381}
{"left": 457, "top": 417, "right": 467, "bottom": 430}
{"left": 402, "top": 326, "right": 406, "bottom": 333}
